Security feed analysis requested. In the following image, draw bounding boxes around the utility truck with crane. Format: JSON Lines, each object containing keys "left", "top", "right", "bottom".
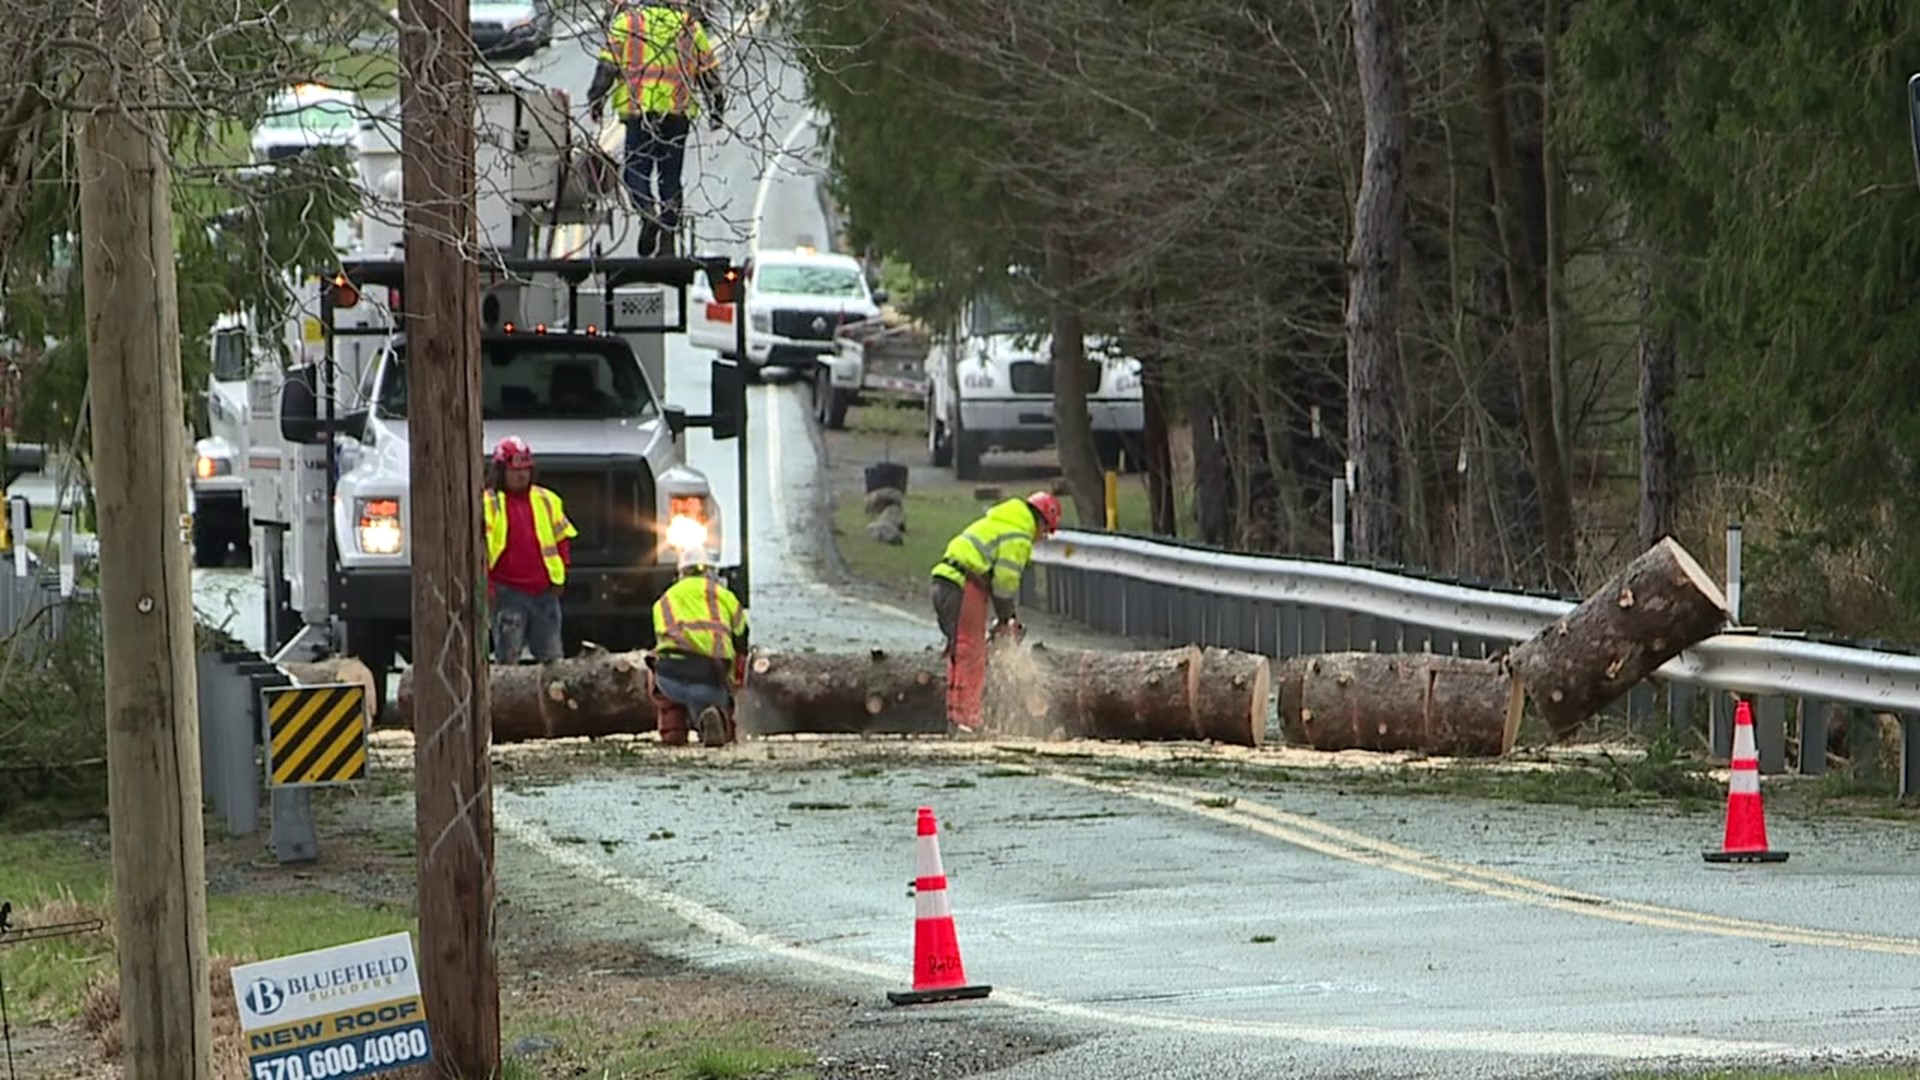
{"left": 250, "top": 70, "right": 754, "bottom": 714}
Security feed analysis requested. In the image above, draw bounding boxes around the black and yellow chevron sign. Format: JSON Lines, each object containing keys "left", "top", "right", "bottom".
{"left": 263, "top": 682, "right": 368, "bottom": 787}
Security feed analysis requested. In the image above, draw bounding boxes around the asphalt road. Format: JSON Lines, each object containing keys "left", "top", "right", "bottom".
{"left": 180, "top": 16, "right": 1920, "bottom": 1079}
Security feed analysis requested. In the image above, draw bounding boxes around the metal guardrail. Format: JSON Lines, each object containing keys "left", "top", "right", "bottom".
{"left": 1029, "top": 529, "right": 1920, "bottom": 797}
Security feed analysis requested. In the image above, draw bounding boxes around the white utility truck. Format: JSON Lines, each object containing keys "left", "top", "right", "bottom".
{"left": 924, "top": 290, "right": 1146, "bottom": 480}
{"left": 251, "top": 70, "right": 747, "bottom": 715}
{"left": 811, "top": 316, "right": 929, "bottom": 431}
{"left": 687, "top": 247, "right": 886, "bottom": 383}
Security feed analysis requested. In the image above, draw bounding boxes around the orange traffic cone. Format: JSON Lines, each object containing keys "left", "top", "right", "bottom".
{"left": 887, "top": 806, "right": 993, "bottom": 1006}
{"left": 1704, "top": 699, "right": 1789, "bottom": 864}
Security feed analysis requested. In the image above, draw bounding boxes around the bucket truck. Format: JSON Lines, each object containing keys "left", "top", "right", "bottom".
{"left": 252, "top": 69, "right": 751, "bottom": 715}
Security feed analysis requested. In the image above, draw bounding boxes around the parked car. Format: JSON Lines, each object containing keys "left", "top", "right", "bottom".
{"left": 471, "top": 0, "right": 554, "bottom": 59}
{"left": 250, "top": 84, "right": 363, "bottom": 164}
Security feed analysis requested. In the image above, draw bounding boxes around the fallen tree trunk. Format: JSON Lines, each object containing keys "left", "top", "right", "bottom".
{"left": 1275, "top": 652, "right": 1517, "bottom": 758}
{"left": 391, "top": 644, "right": 1272, "bottom": 747}
{"left": 739, "top": 647, "right": 949, "bottom": 735}
{"left": 1506, "top": 537, "right": 1728, "bottom": 741}
{"left": 395, "top": 648, "right": 655, "bottom": 742}
{"left": 992, "top": 643, "right": 1270, "bottom": 746}
{"left": 282, "top": 657, "right": 378, "bottom": 728}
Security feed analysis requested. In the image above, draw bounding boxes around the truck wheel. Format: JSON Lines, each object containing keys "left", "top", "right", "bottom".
{"left": 815, "top": 369, "right": 850, "bottom": 431}
{"left": 954, "top": 428, "right": 984, "bottom": 481}
{"left": 344, "top": 620, "right": 400, "bottom": 724}
{"left": 191, "top": 511, "right": 228, "bottom": 568}
{"left": 927, "top": 407, "right": 952, "bottom": 468}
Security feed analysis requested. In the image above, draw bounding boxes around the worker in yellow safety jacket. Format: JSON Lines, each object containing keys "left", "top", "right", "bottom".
{"left": 586, "top": 0, "right": 726, "bottom": 258}
{"left": 483, "top": 435, "right": 579, "bottom": 664}
{"left": 929, "top": 491, "right": 1062, "bottom": 733}
{"left": 648, "top": 547, "right": 748, "bottom": 747}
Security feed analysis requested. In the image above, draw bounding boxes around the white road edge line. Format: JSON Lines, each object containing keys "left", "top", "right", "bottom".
{"left": 494, "top": 804, "right": 1813, "bottom": 1063}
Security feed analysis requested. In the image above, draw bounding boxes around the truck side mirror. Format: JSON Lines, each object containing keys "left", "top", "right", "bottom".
{"left": 663, "top": 404, "right": 690, "bottom": 436}
{"left": 278, "top": 364, "right": 325, "bottom": 445}
{"left": 709, "top": 359, "right": 742, "bottom": 441}
{"left": 871, "top": 289, "right": 889, "bottom": 306}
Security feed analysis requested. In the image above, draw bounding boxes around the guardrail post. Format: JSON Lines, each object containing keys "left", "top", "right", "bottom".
{"left": 1797, "top": 699, "right": 1831, "bottom": 776}
{"left": 1349, "top": 612, "right": 1375, "bottom": 652}
{"left": 1755, "top": 696, "right": 1788, "bottom": 774}
{"left": 194, "top": 652, "right": 230, "bottom": 826}
{"left": 1901, "top": 716, "right": 1918, "bottom": 799}
{"left": 1725, "top": 522, "right": 1743, "bottom": 624}
{"left": 1666, "top": 681, "right": 1696, "bottom": 743}
{"left": 1331, "top": 477, "right": 1347, "bottom": 562}
{"left": 1710, "top": 693, "right": 1733, "bottom": 759}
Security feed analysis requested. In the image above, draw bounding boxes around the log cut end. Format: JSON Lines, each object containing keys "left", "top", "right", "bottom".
{"left": 1658, "top": 535, "right": 1730, "bottom": 615}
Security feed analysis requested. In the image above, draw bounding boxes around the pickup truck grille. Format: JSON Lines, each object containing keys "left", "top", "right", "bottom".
{"left": 525, "top": 465, "right": 655, "bottom": 564}
{"left": 1006, "top": 360, "right": 1105, "bottom": 396}
{"left": 771, "top": 309, "right": 854, "bottom": 342}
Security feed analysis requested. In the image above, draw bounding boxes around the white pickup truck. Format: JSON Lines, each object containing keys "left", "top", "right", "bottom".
{"left": 925, "top": 293, "right": 1145, "bottom": 480}
{"left": 688, "top": 248, "right": 886, "bottom": 382}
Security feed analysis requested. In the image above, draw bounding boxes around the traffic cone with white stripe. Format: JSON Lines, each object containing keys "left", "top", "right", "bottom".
{"left": 887, "top": 806, "right": 993, "bottom": 1006}
{"left": 1704, "top": 698, "right": 1789, "bottom": 864}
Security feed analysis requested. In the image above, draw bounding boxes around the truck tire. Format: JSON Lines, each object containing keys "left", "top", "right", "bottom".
{"left": 192, "top": 510, "right": 228, "bottom": 568}
{"left": 954, "top": 427, "right": 984, "bottom": 481}
{"left": 927, "top": 406, "right": 953, "bottom": 468}
{"left": 344, "top": 620, "right": 401, "bottom": 725}
{"left": 821, "top": 381, "right": 850, "bottom": 431}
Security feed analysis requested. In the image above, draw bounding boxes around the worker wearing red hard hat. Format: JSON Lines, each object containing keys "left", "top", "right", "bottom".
{"left": 483, "top": 436, "right": 579, "bottom": 664}
{"left": 928, "top": 490, "right": 1062, "bottom": 733}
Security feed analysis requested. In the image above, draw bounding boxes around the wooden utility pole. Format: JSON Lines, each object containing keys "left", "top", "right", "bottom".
{"left": 398, "top": 0, "right": 499, "bottom": 1068}
{"left": 75, "top": 0, "right": 213, "bottom": 1074}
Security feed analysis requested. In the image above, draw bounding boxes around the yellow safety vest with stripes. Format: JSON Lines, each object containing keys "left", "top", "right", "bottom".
{"left": 483, "top": 486, "right": 577, "bottom": 586}
{"left": 653, "top": 572, "right": 747, "bottom": 664}
{"left": 598, "top": 4, "right": 717, "bottom": 118}
{"left": 930, "top": 498, "right": 1038, "bottom": 604}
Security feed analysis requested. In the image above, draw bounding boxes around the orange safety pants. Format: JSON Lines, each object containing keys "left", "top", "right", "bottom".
{"left": 932, "top": 576, "right": 991, "bottom": 731}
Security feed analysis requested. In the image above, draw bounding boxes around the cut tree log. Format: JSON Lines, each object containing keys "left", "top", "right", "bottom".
{"left": 738, "top": 647, "right": 949, "bottom": 736}
{"left": 282, "top": 657, "right": 378, "bottom": 728}
{"left": 1506, "top": 537, "right": 1728, "bottom": 742}
{"left": 395, "top": 647, "right": 655, "bottom": 743}
{"left": 991, "top": 643, "right": 1270, "bottom": 746}
{"left": 1274, "top": 652, "right": 1517, "bottom": 758}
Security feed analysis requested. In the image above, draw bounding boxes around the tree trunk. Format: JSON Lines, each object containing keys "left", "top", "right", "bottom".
{"left": 1188, "top": 384, "right": 1232, "bottom": 545}
{"left": 1276, "top": 652, "right": 1518, "bottom": 758}
{"left": 741, "top": 647, "right": 949, "bottom": 735}
{"left": 1542, "top": 0, "right": 1572, "bottom": 466}
{"left": 394, "top": 646, "right": 1272, "bottom": 748}
{"left": 1132, "top": 291, "right": 1177, "bottom": 536}
{"left": 1345, "top": 0, "right": 1408, "bottom": 564}
{"left": 1046, "top": 233, "right": 1106, "bottom": 527}
{"left": 1506, "top": 537, "right": 1728, "bottom": 741}
{"left": 283, "top": 657, "right": 379, "bottom": 727}
{"left": 1478, "top": 20, "right": 1576, "bottom": 588}
{"left": 396, "top": 649, "right": 656, "bottom": 742}
{"left": 1635, "top": 279, "right": 1679, "bottom": 552}
{"left": 77, "top": 0, "right": 214, "bottom": 1069}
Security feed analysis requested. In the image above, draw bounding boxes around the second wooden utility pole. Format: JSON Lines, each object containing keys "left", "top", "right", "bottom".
{"left": 397, "top": 0, "right": 499, "bottom": 1069}
{"left": 75, "top": 0, "right": 213, "bottom": 1074}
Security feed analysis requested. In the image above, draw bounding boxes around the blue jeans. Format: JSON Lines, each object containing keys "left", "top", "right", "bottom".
{"left": 623, "top": 113, "right": 691, "bottom": 229}
{"left": 654, "top": 672, "right": 731, "bottom": 714}
{"left": 492, "top": 585, "right": 563, "bottom": 664}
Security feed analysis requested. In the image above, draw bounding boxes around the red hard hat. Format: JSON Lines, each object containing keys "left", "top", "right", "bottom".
{"left": 1026, "top": 491, "right": 1062, "bottom": 535}
{"left": 492, "top": 435, "right": 534, "bottom": 468}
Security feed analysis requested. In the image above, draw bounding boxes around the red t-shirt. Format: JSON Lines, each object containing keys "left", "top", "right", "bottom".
{"left": 489, "top": 490, "right": 571, "bottom": 595}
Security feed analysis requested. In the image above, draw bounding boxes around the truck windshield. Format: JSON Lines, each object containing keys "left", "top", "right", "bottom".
{"left": 967, "top": 294, "right": 1044, "bottom": 338}
{"left": 755, "top": 264, "right": 866, "bottom": 298}
{"left": 374, "top": 342, "right": 659, "bottom": 421}
{"left": 210, "top": 329, "right": 249, "bottom": 381}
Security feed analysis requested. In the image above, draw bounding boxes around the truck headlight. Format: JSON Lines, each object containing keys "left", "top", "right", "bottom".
{"left": 750, "top": 310, "right": 771, "bottom": 333}
{"left": 195, "top": 454, "right": 232, "bottom": 479}
{"left": 356, "top": 496, "right": 404, "bottom": 555}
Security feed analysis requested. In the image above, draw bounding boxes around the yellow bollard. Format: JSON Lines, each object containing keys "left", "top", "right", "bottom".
{"left": 1104, "top": 470, "right": 1118, "bottom": 530}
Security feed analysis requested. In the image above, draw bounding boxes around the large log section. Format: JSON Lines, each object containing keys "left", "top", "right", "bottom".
{"left": 1275, "top": 652, "right": 1517, "bottom": 758}
{"left": 394, "top": 645, "right": 1272, "bottom": 747}
{"left": 1506, "top": 536, "right": 1728, "bottom": 741}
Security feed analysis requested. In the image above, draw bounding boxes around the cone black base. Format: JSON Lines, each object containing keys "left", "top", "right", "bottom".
{"left": 1703, "top": 850, "right": 1789, "bottom": 864}
{"left": 887, "top": 984, "right": 993, "bottom": 1007}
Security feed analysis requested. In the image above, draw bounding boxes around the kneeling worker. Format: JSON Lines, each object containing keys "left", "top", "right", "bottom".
{"left": 649, "top": 548, "right": 748, "bottom": 747}
{"left": 929, "top": 490, "right": 1062, "bottom": 734}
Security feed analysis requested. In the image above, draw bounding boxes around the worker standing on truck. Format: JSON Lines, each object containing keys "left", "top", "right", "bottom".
{"left": 586, "top": 0, "right": 726, "bottom": 258}
{"left": 483, "top": 436, "right": 578, "bottom": 665}
{"left": 648, "top": 547, "right": 748, "bottom": 748}
{"left": 929, "top": 491, "right": 1062, "bottom": 734}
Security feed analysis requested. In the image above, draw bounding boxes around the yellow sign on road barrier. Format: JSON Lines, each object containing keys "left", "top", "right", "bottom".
{"left": 263, "top": 682, "right": 368, "bottom": 787}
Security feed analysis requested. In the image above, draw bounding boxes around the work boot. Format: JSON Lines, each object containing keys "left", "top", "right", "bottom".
{"left": 696, "top": 706, "right": 730, "bottom": 748}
